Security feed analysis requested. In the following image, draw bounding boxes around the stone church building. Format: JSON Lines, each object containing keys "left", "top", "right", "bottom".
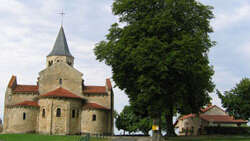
{"left": 3, "top": 26, "right": 114, "bottom": 135}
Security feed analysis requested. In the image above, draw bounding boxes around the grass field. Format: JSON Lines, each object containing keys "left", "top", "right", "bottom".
{"left": 166, "top": 136, "right": 250, "bottom": 141}
{"left": 0, "top": 134, "right": 249, "bottom": 141}
{"left": 0, "top": 134, "right": 109, "bottom": 141}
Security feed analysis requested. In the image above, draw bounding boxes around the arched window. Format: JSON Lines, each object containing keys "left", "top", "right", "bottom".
{"left": 59, "top": 78, "right": 62, "bottom": 85}
{"left": 48, "top": 61, "right": 53, "bottom": 66}
{"left": 92, "top": 114, "right": 96, "bottom": 121}
{"left": 23, "top": 112, "right": 26, "bottom": 120}
{"left": 56, "top": 108, "right": 61, "bottom": 117}
{"left": 42, "top": 109, "right": 46, "bottom": 118}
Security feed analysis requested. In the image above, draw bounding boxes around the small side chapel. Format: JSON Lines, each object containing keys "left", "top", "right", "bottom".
{"left": 3, "top": 26, "right": 114, "bottom": 135}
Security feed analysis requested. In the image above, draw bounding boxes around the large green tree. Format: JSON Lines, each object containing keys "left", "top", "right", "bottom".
{"left": 95, "top": 0, "right": 215, "bottom": 137}
{"left": 217, "top": 78, "right": 250, "bottom": 121}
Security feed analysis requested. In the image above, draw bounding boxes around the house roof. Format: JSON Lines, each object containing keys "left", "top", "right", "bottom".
{"left": 200, "top": 115, "right": 248, "bottom": 123}
{"left": 83, "top": 86, "right": 107, "bottom": 94}
{"left": 13, "top": 85, "right": 39, "bottom": 93}
{"left": 200, "top": 105, "right": 216, "bottom": 113}
{"left": 179, "top": 114, "right": 196, "bottom": 120}
{"left": 40, "top": 87, "right": 83, "bottom": 99}
{"left": 106, "top": 79, "right": 112, "bottom": 91}
{"left": 47, "top": 26, "right": 73, "bottom": 57}
{"left": 174, "top": 105, "right": 248, "bottom": 127}
{"left": 13, "top": 101, "right": 39, "bottom": 107}
{"left": 83, "top": 103, "right": 109, "bottom": 110}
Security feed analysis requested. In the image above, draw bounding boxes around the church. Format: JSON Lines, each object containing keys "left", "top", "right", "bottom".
{"left": 3, "top": 26, "right": 114, "bottom": 135}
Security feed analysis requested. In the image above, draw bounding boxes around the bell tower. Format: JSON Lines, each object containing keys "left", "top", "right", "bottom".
{"left": 47, "top": 26, "right": 74, "bottom": 67}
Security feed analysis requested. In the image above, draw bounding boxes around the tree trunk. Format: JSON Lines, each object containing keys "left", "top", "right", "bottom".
{"left": 152, "top": 118, "right": 161, "bottom": 141}
{"left": 123, "top": 130, "right": 125, "bottom": 135}
{"left": 165, "top": 108, "right": 177, "bottom": 137}
{"left": 144, "top": 130, "right": 150, "bottom": 136}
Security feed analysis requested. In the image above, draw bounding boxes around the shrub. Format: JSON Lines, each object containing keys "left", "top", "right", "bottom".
{"left": 204, "top": 126, "right": 250, "bottom": 135}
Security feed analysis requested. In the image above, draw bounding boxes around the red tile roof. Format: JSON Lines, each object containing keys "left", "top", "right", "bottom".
{"left": 83, "top": 103, "right": 109, "bottom": 110}
{"left": 83, "top": 86, "right": 107, "bottom": 94}
{"left": 13, "top": 101, "right": 39, "bottom": 107}
{"left": 200, "top": 105, "right": 216, "bottom": 113}
{"left": 200, "top": 115, "right": 248, "bottom": 123}
{"left": 8, "top": 75, "right": 16, "bottom": 88}
{"left": 13, "top": 85, "right": 39, "bottom": 93}
{"left": 179, "top": 114, "right": 196, "bottom": 120}
{"left": 106, "top": 79, "right": 112, "bottom": 91}
{"left": 40, "top": 87, "right": 83, "bottom": 99}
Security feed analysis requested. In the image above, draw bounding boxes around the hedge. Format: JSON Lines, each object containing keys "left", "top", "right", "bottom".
{"left": 204, "top": 126, "right": 250, "bottom": 135}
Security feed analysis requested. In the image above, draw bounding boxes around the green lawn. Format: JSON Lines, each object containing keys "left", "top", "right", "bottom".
{"left": 166, "top": 136, "right": 250, "bottom": 141}
{"left": 0, "top": 134, "right": 250, "bottom": 141}
{"left": 0, "top": 134, "right": 109, "bottom": 141}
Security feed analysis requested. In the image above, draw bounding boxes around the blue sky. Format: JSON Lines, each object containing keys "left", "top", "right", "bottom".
{"left": 0, "top": 0, "right": 249, "bottom": 130}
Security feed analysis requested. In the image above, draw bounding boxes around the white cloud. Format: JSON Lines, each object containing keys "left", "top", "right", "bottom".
{"left": 213, "top": 66, "right": 240, "bottom": 91}
{"left": 212, "top": 3, "right": 250, "bottom": 31}
{"left": 236, "top": 41, "right": 250, "bottom": 59}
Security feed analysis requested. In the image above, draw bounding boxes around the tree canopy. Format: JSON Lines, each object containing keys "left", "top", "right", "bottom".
{"left": 115, "top": 105, "right": 152, "bottom": 135}
{"left": 217, "top": 78, "right": 250, "bottom": 121}
{"left": 95, "top": 0, "right": 215, "bottom": 137}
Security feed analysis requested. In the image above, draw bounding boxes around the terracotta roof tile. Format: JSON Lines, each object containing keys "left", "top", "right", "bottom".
{"left": 13, "top": 85, "right": 39, "bottom": 93}
{"left": 8, "top": 75, "right": 16, "bottom": 88}
{"left": 40, "top": 87, "right": 83, "bottom": 99}
{"left": 83, "top": 86, "right": 107, "bottom": 94}
{"left": 106, "top": 79, "right": 112, "bottom": 91}
{"left": 200, "top": 105, "right": 216, "bottom": 113}
{"left": 83, "top": 103, "right": 109, "bottom": 110}
{"left": 13, "top": 101, "right": 39, "bottom": 107}
{"left": 200, "top": 115, "right": 248, "bottom": 123}
{"left": 179, "top": 114, "right": 196, "bottom": 120}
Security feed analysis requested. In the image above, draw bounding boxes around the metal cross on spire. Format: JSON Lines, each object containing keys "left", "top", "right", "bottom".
{"left": 57, "top": 9, "right": 65, "bottom": 26}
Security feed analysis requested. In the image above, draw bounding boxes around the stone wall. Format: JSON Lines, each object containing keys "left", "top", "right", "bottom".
{"left": 3, "top": 88, "right": 12, "bottom": 131}
{"left": 4, "top": 107, "right": 38, "bottom": 133}
{"left": 38, "top": 98, "right": 82, "bottom": 135}
{"left": 69, "top": 101, "right": 82, "bottom": 134}
{"left": 46, "top": 56, "right": 74, "bottom": 68}
{"left": 84, "top": 94, "right": 110, "bottom": 109}
{"left": 38, "top": 62, "right": 83, "bottom": 96}
{"left": 81, "top": 109, "right": 110, "bottom": 134}
{"left": 10, "top": 93, "right": 38, "bottom": 105}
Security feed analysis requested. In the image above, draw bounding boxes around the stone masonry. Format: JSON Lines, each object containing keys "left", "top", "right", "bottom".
{"left": 3, "top": 26, "right": 114, "bottom": 135}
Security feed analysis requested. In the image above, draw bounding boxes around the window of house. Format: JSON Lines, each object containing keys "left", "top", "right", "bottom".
{"left": 42, "top": 109, "right": 46, "bottom": 118}
{"left": 56, "top": 108, "right": 61, "bottom": 117}
{"left": 92, "top": 114, "right": 96, "bottom": 121}
{"left": 72, "top": 109, "right": 75, "bottom": 118}
{"left": 59, "top": 78, "right": 62, "bottom": 85}
{"left": 23, "top": 112, "right": 26, "bottom": 120}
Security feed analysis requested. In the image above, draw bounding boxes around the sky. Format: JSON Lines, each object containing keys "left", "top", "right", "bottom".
{"left": 0, "top": 0, "right": 249, "bottom": 132}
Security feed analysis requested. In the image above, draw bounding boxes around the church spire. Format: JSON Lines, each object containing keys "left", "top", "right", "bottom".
{"left": 48, "top": 26, "right": 73, "bottom": 57}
